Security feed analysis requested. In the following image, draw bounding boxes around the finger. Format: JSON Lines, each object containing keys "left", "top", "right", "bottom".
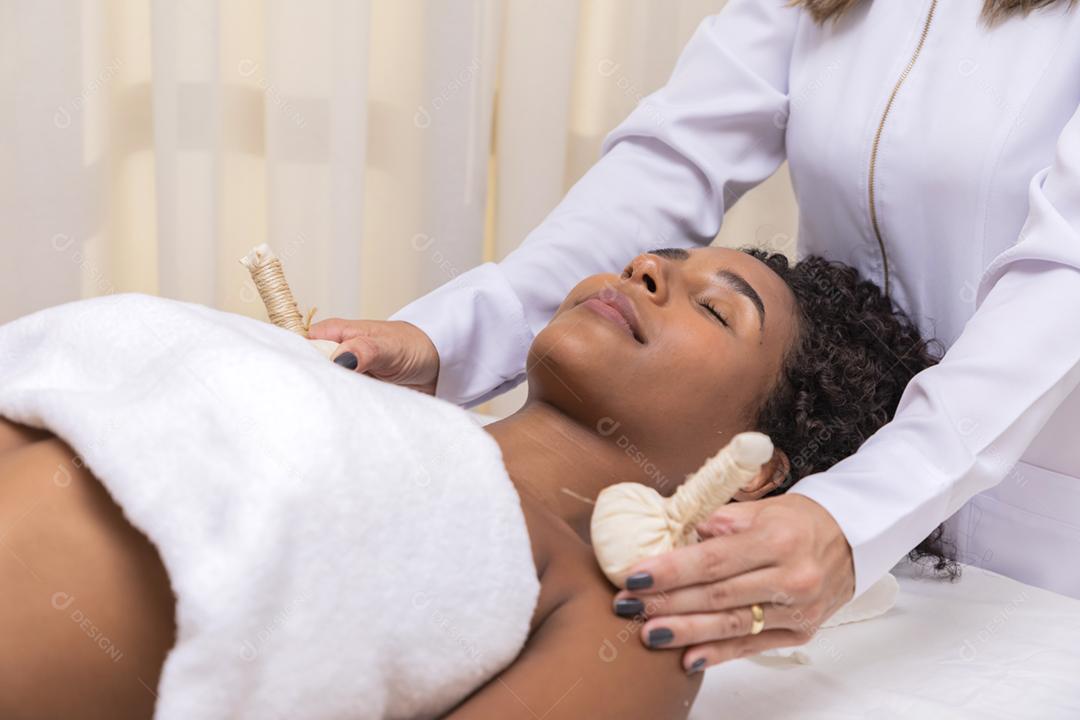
{"left": 694, "top": 511, "right": 752, "bottom": 539}
{"left": 623, "top": 518, "right": 772, "bottom": 594}
{"left": 614, "top": 567, "right": 785, "bottom": 617}
{"left": 637, "top": 602, "right": 805, "bottom": 651}
{"left": 307, "top": 317, "right": 353, "bottom": 342}
{"left": 729, "top": 464, "right": 771, "bottom": 503}
{"left": 730, "top": 461, "right": 785, "bottom": 502}
{"left": 331, "top": 337, "right": 380, "bottom": 373}
{"left": 681, "top": 629, "right": 812, "bottom": 672}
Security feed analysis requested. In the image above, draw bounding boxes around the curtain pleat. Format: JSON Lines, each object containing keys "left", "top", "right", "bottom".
{"left": 0, "top": 0, "right": 798, "bottom": 355}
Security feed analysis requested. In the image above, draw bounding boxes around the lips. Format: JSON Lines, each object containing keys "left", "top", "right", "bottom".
{"left": 580, "top": 289, "right": 646, "bottom": 344}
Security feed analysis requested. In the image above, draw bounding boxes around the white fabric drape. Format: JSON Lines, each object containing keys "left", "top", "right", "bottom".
{"left": 0, "top": 0, "right": 796, "bottom": 408}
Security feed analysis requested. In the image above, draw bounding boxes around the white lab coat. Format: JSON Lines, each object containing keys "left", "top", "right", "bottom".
{"left": 392, "top": 0, "right": 1080, "bottom": 599}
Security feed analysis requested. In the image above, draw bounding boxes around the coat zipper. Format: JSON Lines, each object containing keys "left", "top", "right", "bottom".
{"left": 868, "top": 0, "right": 938, "bottom": 298}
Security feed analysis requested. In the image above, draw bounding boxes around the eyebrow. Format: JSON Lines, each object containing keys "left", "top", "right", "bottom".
{"left": 648, "top": 247, "right": 690, "bottom": 261}
{"left": 647, "top": 248, "right": 766, "bottom": 331}
{"left": 715, "top": 270, "right": 766, "bottom": 331}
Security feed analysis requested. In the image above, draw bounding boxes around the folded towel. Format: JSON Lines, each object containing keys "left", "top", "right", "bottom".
{"left": 0, "top": 294, "right": 540, "bottom": 720}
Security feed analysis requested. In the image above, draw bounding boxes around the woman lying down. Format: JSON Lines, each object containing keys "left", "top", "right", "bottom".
{"left": 0, "top": 247, "right": 948, "bottom": 720}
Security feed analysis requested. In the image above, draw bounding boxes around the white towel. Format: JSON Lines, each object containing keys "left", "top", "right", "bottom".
{"left": 0, "top": 294, "right": 540, "bottom": 720}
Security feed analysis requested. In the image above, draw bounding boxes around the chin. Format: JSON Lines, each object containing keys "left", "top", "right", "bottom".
{"left": 526, "top": 321, "right": 631, "bottom": 427}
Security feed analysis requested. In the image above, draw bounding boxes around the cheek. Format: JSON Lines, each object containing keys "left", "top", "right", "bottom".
{"left": 648, "top": 332, "right": 761, "bottom": 426}
{"left": 653, "top": 361, "right": 728, "bottom": 427}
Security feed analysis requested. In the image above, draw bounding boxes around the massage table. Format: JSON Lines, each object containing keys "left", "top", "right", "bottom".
{"left": 689, "top": 563, "right": 1080, "bottom": 718}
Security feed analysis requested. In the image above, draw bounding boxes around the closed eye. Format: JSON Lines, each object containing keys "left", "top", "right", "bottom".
{"left": 698, "top": 299, "right": 729, "bottom": 327}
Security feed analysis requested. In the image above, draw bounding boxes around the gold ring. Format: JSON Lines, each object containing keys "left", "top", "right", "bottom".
{"left": 749, "top": 603, "right": 765, "bottom": 635}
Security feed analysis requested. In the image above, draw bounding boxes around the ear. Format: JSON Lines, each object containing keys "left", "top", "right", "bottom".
{"left": 731, "top": 448, "right": 790, "bottom": 502}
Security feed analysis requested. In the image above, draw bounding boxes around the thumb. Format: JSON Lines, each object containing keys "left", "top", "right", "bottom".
{"left": 308, "top": 317, "right": 353, "bottom": 342}
{"left": 331, "top": 336, "right": 381, "bottom": 373}
{"left": 695, "top": 502, "right": 757, "bottom": 539}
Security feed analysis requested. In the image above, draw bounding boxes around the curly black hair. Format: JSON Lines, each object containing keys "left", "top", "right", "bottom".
{"left": 744, "top": 248, "right": 957, "bottom": 578}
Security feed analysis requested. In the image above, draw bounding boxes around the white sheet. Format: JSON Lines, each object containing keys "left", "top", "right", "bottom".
{"left": 690, "top": 562, "right": 1080, "bottom": 719}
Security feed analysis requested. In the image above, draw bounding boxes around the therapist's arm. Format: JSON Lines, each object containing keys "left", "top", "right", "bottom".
{"left": 792, "top": 103, "right": 1080, "bottom": 596}
{"left": 388, "top": 0, "right": 801, "bottom": 407}
{"left": 617, "top": 103, "right": 1080, "bottom": 669}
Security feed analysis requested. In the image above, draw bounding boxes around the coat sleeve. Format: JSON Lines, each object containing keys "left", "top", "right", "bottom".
{"left": 791, "top": 103, "right": 1080, "bottom": 597}
{"left": 390, "top": 0, "right": 801, "bottom": 406}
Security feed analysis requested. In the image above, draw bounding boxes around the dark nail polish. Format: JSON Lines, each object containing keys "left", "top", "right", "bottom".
{"left": 626, "top": 572, "right": 653, "bottom": 591}
{"left": 687, "top": 658, "right": 706, "bottom": 675}
{"left": 613, "top": 598, "right": 645, "bottom": 618}
{"left": 333, "top": 352, "right": 358, "bottom": 370}
{"left": 647, "top": 628, "right": 674, "bottom": 647}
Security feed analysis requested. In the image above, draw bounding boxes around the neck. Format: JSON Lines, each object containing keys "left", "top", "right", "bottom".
{"left": 483, "top": 401, "right": 645, "bottom": 541}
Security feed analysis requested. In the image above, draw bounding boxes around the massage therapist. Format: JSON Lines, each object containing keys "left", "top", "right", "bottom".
{"left": 312, "top": 0, "right": 1080, "bottom": 669}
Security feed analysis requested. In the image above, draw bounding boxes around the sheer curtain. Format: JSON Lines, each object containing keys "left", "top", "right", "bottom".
{"left": 0, "top": 0, "right": 797, "bottom": 405}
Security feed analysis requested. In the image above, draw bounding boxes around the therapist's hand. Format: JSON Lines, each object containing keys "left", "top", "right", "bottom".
{"left": 308, "top": 318, "right": 440, "bottom": 395}
{"left": 611, "top": 494, "right": 854, "bottom": 671}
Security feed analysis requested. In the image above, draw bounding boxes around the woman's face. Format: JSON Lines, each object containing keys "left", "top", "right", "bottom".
{"left": 527, "top": 247, "right": 799, "bottom": 487}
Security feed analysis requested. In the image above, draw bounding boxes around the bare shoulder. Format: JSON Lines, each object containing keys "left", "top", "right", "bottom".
{"left": 448, "top": 496, "right": 702, "bottom": 719}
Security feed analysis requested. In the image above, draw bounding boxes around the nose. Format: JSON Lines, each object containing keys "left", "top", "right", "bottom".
{"left": 621, "top": 253, "right": 670, "bottom": 304}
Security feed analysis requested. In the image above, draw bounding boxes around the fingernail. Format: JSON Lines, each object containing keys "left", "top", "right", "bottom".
{"left": 626, "top": 572, "right": 653, "bottom": 590}
{"left": 333, "top": 352, "right": 358, "bottom": 370}
{"left": 647, "top": 628, "right": 673, "bottom": 647}
{"left": 687, "top": 658, "right": 706, "bottom": 675}
{"left": 613, "top": 598, "right": 645, "bottom": 618}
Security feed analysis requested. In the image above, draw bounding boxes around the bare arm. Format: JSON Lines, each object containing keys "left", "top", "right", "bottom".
{"left": 444, "top": 536, "right": 702, "bottom": 719}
